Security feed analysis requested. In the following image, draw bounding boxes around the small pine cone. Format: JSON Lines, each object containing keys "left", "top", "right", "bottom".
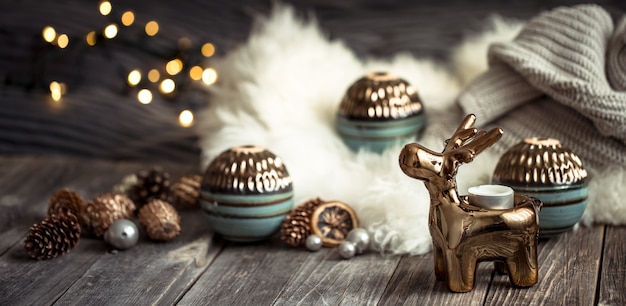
{"left": 81, "top": 193, "right": 136, "bottom": 237}
{"left": 280, "top": 198, "right": 325, "bottom": 247}
{"left": 138, "top": 199, "right": 181, "bottom": 241}
{"left": 24, "top": 214, "right": 81, "bottom": 260}
{"left": 169, "top": 174, "right": 201, "bottom": 209}
{"left": 48, "top": 189, "right": 84, "bottom": 218}
{"left": 112, "top": 174, "right": 138, "bottom": 195}
{"left": 130, "top": 168, "right": 171, "bottom": 206}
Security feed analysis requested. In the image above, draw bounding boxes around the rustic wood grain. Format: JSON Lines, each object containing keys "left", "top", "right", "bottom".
{"left": 597, "top": 225, "right": 626, "bottom": 306}
{"left": 0, "top": 157, "right": 624, "bottom": 305}
{"left": 272, "top": 249, "right": 400, "bottom": 305}
{"left": 0, "top": 236, "right": 110, "bottom": 305}
{"left": 177, "top": 237, "right": 326, "bottom": 305}
{"left": 378, "top": 251, "right": 493, "bottom": 305}
{"left": 0, "top": 156, "right": 200, "bottom": 305}
{"left": 54, "top": 211, "right": 222, "bottom": 305}
{"left": 177, "top": 235, "right": 402, "bottom": 305}
{"left": 0, "top": 157, "right": 87, "bottom": 255}
{"left": 484, "top": 226, "right": 605, "bottom": 306}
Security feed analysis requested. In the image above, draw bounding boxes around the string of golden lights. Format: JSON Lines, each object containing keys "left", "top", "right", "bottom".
{"left": 40, "top": 0, "right": 218, "bottom": 128}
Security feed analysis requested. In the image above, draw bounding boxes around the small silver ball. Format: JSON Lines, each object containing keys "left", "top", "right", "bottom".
{"left": 305, "top": 234, "right": 323, "bottom": 252}
{"left": 346, "top": 228, "right": 370, "bottom": 254}
{"left": 104, "top": 219, "right": 139, "bottom": 250}
{"left": 338, "top": 241, "right": 356, "bottom": 259}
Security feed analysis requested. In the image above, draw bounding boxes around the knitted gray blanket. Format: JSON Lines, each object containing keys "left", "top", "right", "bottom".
{"left": 459, "top": 4, "right": 626, "bottom": 169}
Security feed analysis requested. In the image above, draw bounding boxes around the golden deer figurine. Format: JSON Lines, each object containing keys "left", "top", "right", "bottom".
{"left": 399, "top": 114, "right": 541, "bottom": 292}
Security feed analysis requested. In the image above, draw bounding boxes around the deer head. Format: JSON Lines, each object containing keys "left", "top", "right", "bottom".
{"left": 399, "top": 114, "right": 503, "bottom": 202}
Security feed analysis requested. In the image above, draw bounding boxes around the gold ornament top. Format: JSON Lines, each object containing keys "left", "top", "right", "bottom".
{"left": 493, "top": 137, "right": 588, "bottom": 187}
{"left": 338, "top": 71, "right": 423, "bottom": 120}
{"left": 202, "top": 145, "right": 293, "bottom": 195}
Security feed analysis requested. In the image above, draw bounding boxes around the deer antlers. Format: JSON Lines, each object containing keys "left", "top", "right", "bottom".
{"left": 441, "top": 114, "right": 503, "bottom": 178}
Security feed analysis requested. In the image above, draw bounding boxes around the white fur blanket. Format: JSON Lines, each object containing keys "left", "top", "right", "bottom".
{"left": 198, "top": 5, "right": 626, "bottom": 255}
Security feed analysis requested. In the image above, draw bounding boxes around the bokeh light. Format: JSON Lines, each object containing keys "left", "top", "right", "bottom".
{"left": 127, "top": 70, "right": 141, "bottom": 86}
{"left": 201, "top": 43, "right": 215, "bottom": 57}
{"left": 159, "top": 79, "right": 176, "bottom": 94}
{"left": 103, "top": 24, "right": 118, "bottom": 39}
{"left": 49, "top": 81, "right": 63, "bottom": 102}
{"left": 137, "top": 89, "right": 152, "bottom": 104}
{"left": 121, "top": 11, "right": 135, "bottom": 26}
{"left": 178, "top": 110, "right": 194, "bottom": 127}
{"left": 189, "top": 66, "right": 203, "bottom": 81}
{"left": 42, "top": 26, "right": 56, "bottom": 43}
{"left": 148, "top": 69, "right": 160, "bottom": 83}
{"left": 86, "top": 31, "right": 97, "bottom": 46}
{"left": 99, "top": 1, "right": 112, "bottom": 16}
{"left": 202, "top": 68, "right": 218, "bottom": 85}
{"left": 165, "top": 59, "right": 183, "bottom": 75}
{"left": 145, "top": 21, "right": 159, "bottom": 36}
{"left": 57, "top": 34, "right": 69, "bottom": 48}
{"left": 178, "top": 37, "right": 192, "bottom": 50}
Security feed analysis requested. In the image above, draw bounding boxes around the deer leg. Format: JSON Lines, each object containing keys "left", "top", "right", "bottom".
{"left": 444, "top": 249, "right": 473, "bottom": 292}
{"left": 433, "top": 242, "right": 446, "bottom": 280}
{"left": 459, "top": 252, "right": 478, "bottom": 291}
{"left": 506, "top": 242, "right": 538, "bottom": 287}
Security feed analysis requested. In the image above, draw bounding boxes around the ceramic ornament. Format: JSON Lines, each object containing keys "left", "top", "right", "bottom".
{"left": 200, "top": 145, "right": 294, "bottom": 242}
{"left": 492, "top": 137, "right": 589, "bottom": 237}
{"left": 337, "top": 71, "right": 426, "bottom": 153}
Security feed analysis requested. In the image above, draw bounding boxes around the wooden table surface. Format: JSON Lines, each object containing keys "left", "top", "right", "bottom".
{"left": 0, "top": 156, "right": 624, "bottom": 305}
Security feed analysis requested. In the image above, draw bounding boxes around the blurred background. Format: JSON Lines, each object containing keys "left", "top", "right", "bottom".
{"left": 1, "top": 0, "right": 624, "bottom": 166}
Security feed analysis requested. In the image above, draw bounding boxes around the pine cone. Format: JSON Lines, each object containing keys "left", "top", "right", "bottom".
{"left": 48, "top": 188, "right": 84, "bottom": 218}
{"left": 169, "top": 174, "right": 201, "bottom": 209}
{"left": 24, "top": 214, "right": 81, "bottom": 260}
{"left": 138, "top": 199, "right": 181, "bottom": 241}
{"left": 280, "top": 198, "right": 325, "bottom": 247}
{"left": 81, "top": 193, "right": 136, "bottom": 237}
{"left": 129, "top": 168, "right": 171, "bottom": 206}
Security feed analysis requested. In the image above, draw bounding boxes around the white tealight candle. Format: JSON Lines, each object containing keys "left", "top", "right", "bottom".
{"left": 468, "top": 184, "right": 514, "bottom": 210}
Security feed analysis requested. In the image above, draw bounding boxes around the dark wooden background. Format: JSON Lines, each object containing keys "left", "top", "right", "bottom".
{"left": 1, "top": 0, "right": 624, "bottom": 163}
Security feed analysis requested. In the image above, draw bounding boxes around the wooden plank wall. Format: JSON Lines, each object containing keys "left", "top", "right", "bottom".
{"left": 0, "top": 0, "right": 624, "bottom": 163}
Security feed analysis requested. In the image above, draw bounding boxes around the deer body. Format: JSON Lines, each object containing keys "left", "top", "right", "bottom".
{"left": 399, "top": 115, "right": 541, "bottom": 292}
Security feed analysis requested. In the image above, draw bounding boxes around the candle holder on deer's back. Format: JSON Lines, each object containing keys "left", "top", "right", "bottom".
{"left": 398, "top": 114, "right": 542, "bottom": 293}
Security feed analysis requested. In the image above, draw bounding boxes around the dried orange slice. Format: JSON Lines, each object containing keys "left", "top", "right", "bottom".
{"left": 310, "top": 201, "right": 359, "bottom": 247}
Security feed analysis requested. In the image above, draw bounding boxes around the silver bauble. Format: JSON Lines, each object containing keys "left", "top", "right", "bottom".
{"left": 305, "top": 234, "right": 323, "bottom": 252}
{"left": 104, "top": 219, "right": 139, "bottom": 250}
{"left": 338, "top": 241, "right": 356, "bottom": 259}
{"left": 346, "top": 228, "right": 370, "bottom": 254}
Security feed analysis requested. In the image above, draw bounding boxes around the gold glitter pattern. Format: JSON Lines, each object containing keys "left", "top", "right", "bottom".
{"left": 493, "top": 137, "right": 588, "bottom": 187}
{"left": 203, "top": 145, "right": 293, "bottom": 194}
{"left": 338, "top": 71, "right": 423, "bottom": 120}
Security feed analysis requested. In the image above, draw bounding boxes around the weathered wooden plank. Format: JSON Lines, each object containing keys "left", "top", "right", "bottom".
{"left": 0, "top": 236, "right": 110, "bottom": 305}
{"left": 597, "top": 225, "right": 626, "bottom": 306}
{"left": 0, "top": 158, "right": 86, "bottom": 255}
{"left": 54, "top": 210, "right": 222, "bottom": 305}
{"left": 484, "top": 226, "right": 605, "bottom": 306}
{"left": 378, "top": 251, "right": 493, "bottom": 305}
{"left": 177, "top": 237, "right": 399, "bottom": 305}
{"left": 0, "top": 157, "right": 201, "bottom": 305}
{"left": 177, "top": 237, "right": 325, "bottom": 305}
{"left": 272, "top": 250, "right": 401, "bottom": 305}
